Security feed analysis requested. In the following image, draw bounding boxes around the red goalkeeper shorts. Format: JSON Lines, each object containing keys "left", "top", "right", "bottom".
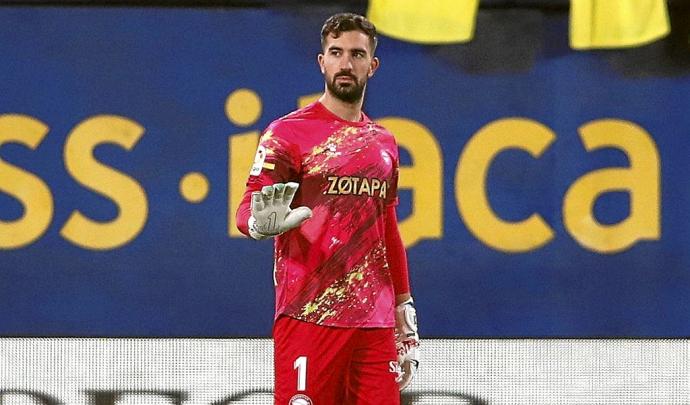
{"left": 273, "top": 315, "right": 400, "bottom": 405}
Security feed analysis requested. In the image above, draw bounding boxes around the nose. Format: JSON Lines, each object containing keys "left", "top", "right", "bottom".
{"left": 339, "top": 55, "right": 354, "bottom": 71}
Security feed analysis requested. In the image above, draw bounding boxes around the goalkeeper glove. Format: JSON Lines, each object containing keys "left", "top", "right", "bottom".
{"left": 248, "top": 182, "right": 312, "bottom": 240}
{"left": 395, "top": 297, "right": 420, "bottom": 391}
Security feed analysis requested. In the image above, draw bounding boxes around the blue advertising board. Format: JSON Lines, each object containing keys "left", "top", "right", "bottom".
{"left": 0, "top": 7, "right": 688, "bottom": 337}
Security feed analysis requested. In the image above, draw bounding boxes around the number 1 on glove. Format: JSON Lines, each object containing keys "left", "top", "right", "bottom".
{"left": 249, "top": 182, "right": 312, "bottom": 240}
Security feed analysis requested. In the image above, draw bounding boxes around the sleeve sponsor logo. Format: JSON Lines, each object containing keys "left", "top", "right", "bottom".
{"left": 250, "top": 145, "right": 269, "bottom": 176}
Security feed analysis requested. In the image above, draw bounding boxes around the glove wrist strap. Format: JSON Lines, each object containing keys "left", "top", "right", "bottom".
{"left": 396, "top": 297, "right": 418, "bottom": 335}
{"left": 248, "top": 216, "right": 271, "bottom": 240}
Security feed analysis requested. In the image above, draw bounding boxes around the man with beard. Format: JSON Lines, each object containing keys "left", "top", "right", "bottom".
{"left": 236, "top": 13, "right": 419, "bottom": 404}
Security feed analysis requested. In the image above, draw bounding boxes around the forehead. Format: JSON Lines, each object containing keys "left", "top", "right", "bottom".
{"left": 323, "top": 30, "right": 373, "bottom": 53}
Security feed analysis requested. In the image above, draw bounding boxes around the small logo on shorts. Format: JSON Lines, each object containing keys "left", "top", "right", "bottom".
{"left": 289, "top": 394, "right": 313, "bottom": 405}
{"left": 390, "top": 360, "right": 403, "bottom": 380}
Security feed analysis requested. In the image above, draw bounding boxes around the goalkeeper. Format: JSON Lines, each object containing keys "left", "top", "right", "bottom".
{"left": 236, "top": 12, "right": 418, "bottom": 405}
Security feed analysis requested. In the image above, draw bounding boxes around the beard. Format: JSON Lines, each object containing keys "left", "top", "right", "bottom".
{"left": 326, "top": 73, "right": 366, "bottom": 104}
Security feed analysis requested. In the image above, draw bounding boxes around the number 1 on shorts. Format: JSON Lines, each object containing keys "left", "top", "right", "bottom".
{"left": 294, "top": 355, "right": 307, "bottom": 391}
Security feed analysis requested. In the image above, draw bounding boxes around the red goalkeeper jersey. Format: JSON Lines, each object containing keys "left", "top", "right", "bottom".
{"left": 237, "top": 101, "right": 400, "bottom": 328}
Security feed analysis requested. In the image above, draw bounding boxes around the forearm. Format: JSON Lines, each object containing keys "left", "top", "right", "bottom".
{"left": 385, "top": 204, "right": 411, "bottom": 298}
{"left": 235, "top": 189, "right": 253, "bottom": 237}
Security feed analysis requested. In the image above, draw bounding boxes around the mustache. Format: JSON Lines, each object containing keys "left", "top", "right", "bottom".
{"left": 334, "top": 72, "right": 357, "bottom": 81}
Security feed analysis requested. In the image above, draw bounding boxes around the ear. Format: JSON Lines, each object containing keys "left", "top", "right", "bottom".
{"left": 317, "top": 53, "right": 325, "bottom": 74}
{"left": 368, "top": 56, "right": 380, "bottom": 78}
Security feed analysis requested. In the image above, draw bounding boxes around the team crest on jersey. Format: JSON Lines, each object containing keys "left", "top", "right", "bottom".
{"left": 289, "top": 394, "right": 313, "bottom": 405}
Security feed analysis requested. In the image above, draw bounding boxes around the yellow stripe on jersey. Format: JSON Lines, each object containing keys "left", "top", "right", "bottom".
{"left": 262, "top": 162, "right": 275, "bottom": 170}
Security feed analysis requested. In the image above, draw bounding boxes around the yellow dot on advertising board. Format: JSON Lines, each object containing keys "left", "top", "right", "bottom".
{"left": 179, "top": 172, "right": 210, "bottom": 203}
{"left": 225, "top": 88, "right": 262, "bottom": 127}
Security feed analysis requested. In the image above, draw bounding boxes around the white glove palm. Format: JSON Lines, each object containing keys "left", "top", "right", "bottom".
{"left": 395, "top": 298, "right": 420, "bottom": 391}
{"left": 249, "top": 182, "right": 312, "bottom": 240}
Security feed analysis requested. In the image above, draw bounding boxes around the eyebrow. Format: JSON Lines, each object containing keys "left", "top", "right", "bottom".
{"left": 327, "top": 45, "right": 368, "bottom": 55}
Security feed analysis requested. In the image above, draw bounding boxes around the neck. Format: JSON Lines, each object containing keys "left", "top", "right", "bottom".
{"left": 319, "top": 90, "right": 364, "bottom": 122}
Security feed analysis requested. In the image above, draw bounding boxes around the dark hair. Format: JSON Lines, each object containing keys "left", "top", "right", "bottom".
{"left": 320, "top": 13, "right": 378, "bottom": 54}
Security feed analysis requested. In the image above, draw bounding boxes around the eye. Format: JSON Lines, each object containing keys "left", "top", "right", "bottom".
{"left": 330, "top": 49, "right": 341, "bottom": 56}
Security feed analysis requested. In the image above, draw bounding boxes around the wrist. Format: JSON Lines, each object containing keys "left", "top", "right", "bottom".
{"left": 395, "top": 294, "right": 412, "bottom": 306}
{"left": 248, "top": 216, "right": 271, "bottom": 240}
{"left": 395, "top": 297, "right": 418, "bottom": 337}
